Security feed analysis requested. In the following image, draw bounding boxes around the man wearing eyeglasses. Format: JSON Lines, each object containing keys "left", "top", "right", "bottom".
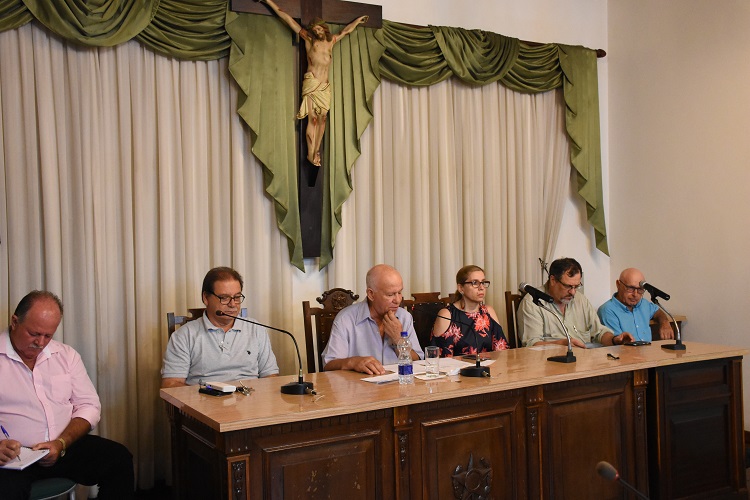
{"left": 518, "top": 258, "right": 625, "bottom": 348}
{"left": 597, "top": 268, "right": 674, "bottom": 343}
{"left": 161, "top": 267, "right": 279, "bottom": 388}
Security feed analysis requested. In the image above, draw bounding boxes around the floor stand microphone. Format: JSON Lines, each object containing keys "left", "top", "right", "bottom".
{"left": 596, "top": 461, "right": 649, "bottom": 500}
{"left": 217, "top": 311, "right": 314, "bottom": 395}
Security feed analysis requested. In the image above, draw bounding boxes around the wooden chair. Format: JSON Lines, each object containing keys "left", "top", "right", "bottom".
{"left": 504, "top": 291, "right": 524, "bottom": 348}
{"left": 167, "top": 307, "right": 247, "bottom": 338}
{"left": 402, "top": 292, "right": 453, "bottom": 352}
{"left": 303, "top": 288, "right": 359, "bottom": 373}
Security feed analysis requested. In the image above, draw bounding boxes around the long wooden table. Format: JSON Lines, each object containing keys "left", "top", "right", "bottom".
{"left": 161, "top": 341, "right": 747, "bottom": 499}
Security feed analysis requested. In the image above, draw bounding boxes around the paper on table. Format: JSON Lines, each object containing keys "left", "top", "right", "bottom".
{"left": 362, "top": 357, "right": 496, "bottom": 382}
{"left": 0, "top": 447, "right": 49, "bottom": 470}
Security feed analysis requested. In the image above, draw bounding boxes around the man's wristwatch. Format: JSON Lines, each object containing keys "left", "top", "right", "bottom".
{"left": 57, "top": 437, "right": 67, "bottom": 457}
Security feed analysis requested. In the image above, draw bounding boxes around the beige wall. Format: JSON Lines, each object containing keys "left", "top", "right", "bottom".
{"left": 608, "top": 0, "right": 750, "bottom": 424}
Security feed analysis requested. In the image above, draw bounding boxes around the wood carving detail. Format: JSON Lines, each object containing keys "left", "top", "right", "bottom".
{"left": 452, "top": 453, "right": 493, "bottom": 499}
{"left": 398, "top": 433, "right": 408, "bottom": 470}
{"left": 231, "top": 460, "right": 247, "bottom": 500}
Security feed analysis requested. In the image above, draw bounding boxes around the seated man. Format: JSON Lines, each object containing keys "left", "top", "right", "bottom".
{"left": 161, "top": 267, "right": 279, "bottom": 387}
{"left": 322, "top": 264, "right": 424, "bottom": 374}
{"left": 519, "top": 258, "right": 632, "bottom": 348}
{"left": 598, "top": 268, "right": 674, "bottom": 342}
{"left": 0, "top": 291, "right": 134, "bottom": 499}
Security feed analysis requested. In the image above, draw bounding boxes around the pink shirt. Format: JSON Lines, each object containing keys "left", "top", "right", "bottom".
{"left": 0, "top": 330, "right": 100, "bottom": 447}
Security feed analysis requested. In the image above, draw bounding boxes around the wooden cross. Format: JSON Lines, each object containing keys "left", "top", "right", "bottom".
{"left": 231, "top": 0, "right": 382, "bottom": 258}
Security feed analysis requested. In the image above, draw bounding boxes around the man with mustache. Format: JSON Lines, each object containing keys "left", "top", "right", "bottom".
{"left": 261, "top": 0, "right": 369, "bottom": 166}
{"left": 518, "top": 258, "right": 629, "bottom": 348}
{"left": 0, "top": 291, "right": 134, "bottom": 498}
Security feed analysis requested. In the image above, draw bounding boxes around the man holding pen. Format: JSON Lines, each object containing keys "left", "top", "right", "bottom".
{"left": 0, "top": 291, "right": 134, "bottom": 499}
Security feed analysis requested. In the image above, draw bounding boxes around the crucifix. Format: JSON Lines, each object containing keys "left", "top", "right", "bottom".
{"left": 231, "top": 0, "right": 382, "bottom": 257}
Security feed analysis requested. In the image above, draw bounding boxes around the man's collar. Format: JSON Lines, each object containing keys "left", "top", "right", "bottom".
{"left": 202, "top": 313, "right": 240, "bottom": 332}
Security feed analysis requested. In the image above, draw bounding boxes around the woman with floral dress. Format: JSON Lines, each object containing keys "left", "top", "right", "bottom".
{"left": 431, "top": 265, "right": 509, "bottom": 356}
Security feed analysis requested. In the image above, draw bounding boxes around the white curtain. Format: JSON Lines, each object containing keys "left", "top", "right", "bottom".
{"left": 1, "top": 22, "right": 569, "bottom": 489}
{"left": 329, "top": 79, "right": 570, "bottom": 321}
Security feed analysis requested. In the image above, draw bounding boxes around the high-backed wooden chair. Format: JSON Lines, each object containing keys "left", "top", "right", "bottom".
{"left": 167, "top": 307, "right": 247, "bottom": 338}
{"left": 303, "top": 288, "right": 359, "bottom": 373}
{"left": 504, "top": 291, "right": 524, "bottom": 348}
{"left": 402, "top": 292, "right": 453, "bottom": 352}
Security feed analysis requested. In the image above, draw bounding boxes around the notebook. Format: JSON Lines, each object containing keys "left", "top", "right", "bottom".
{"left": 0, "top": 447, "right": 49, "bottom": 470}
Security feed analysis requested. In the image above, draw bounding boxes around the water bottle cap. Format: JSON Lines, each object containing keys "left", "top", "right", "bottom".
{"left": 400, "top": 331, "right": 408, "bottom": 337}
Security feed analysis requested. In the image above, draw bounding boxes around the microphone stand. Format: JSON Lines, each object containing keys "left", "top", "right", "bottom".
{"left": 649, "top": 297, "right": 686, "bottom": 351}
{"left": 219, "top": 312, "right": 315, "bottom": 395}
{"left": 533, "top": 299, "right": 576, "bottom": 363}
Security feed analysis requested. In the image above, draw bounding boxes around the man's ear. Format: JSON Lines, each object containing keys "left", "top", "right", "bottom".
{"left": 9, "top": 314, "right": 18, "bottom": 331}
{"left": 366, "top": 288, "right": 375, "bottom": 301}
{"left": 202, "top": 292, "right": 209, "bottom": 307}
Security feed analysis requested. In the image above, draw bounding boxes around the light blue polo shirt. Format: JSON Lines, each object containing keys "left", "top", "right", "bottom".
{"left": 597, "top": 295, "right": 659, "bottom": 342}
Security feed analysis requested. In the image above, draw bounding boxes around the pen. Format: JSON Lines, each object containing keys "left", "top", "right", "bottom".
{"left": 1, "top": 425, "right": 22, "bottom": 462}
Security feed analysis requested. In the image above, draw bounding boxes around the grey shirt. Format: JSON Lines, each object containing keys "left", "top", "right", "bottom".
{"left": 518, "top": 290, "right": 612, "bottom": 347}
{"left": 161, "top": 313, "right": 279, "bottom": 384}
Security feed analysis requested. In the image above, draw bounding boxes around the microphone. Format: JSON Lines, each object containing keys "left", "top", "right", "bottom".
{"left": 639, "top": 280, "right": 670, "bottom": 301}
{"left": 217, "top": 311, "right": 314, "bottom": 395}
{"left": 519, "top": 282, "right": 553, "bottom": 304}
{"left": 596, "top": 461, "right": 649, "bottom": 499}
{"left": 435, "top": 314, "right": 489, "bottom": 377}
{"left": 520, "top": 282, "right": 575, "bottom": 363}
{"left": 638, "top": 281, "right": 685, "bottom": 351}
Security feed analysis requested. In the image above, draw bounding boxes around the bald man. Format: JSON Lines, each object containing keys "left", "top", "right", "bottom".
{"left": 598, "top": 268, "right": 674, "bottom": 343}
{"left": 321, "top": 264, "right": 424, "bottom": 374}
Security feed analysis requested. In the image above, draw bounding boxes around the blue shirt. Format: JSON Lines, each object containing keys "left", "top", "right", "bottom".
{"left": 597, "top": 294, "right": 659, "bottom": 342}
{"left": 321, "top": 301, "right": 424, "bottom": 367}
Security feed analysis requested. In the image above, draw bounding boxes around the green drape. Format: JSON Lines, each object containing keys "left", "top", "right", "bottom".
{"left": 225, "top": 11, "right": 303, "bottom": 270}
{"left": 0, "top": 3, "right": 608, "bottom": 266}
{"left": 324, "top": 26, "right": 386, "bottom": 268}
{"left": 380, "top": 21, "right": 607, "bottom": 254}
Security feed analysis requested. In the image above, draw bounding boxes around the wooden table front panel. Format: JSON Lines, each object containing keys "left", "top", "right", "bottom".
{"left": 540, "top": 371, "right": 644, "bottom": 500}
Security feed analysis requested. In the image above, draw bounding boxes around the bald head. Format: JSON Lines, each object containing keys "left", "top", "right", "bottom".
{"left": 365, "top": 264, "right": 404, "bottom": 320}
{"left": 616, "top": 268, "right": 646, "bottom": 309}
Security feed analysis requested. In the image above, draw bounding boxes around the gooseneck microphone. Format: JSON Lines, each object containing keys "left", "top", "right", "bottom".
{"left": 519, "top": 282, "right": 553, "bottom": 304}
{"left": 519, "top": 282, "right": 576, "bottom": 363}
{"left": 639, "top": 281, "right": 670, "bottom": 301}
{"left": 435, "top": 313, "right": 490, "bottom": 377}
{"left": 596, "top": 461, "right": 649, "bottom": 499}
{"left": 639, "top": 280, "right": 685, "bottom": 351}
{"left": 217, "top": 311, "right": 315, "bottom": 395}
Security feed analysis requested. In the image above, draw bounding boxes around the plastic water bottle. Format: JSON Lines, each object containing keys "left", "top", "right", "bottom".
{"left": 397, "top": 331, "right": 414, "bottom": 384}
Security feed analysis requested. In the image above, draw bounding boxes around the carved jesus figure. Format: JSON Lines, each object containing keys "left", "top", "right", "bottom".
{"left": 261, "top": 0, "right": 368, "bottom": 166}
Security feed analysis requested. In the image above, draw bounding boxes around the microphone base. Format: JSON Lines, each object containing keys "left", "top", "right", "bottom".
{"left": 547, "top": 351, "right": 577, "bottom": 363}
{"left": 661, "top": 341, "right": 686, "bottom": 351}
{"left": 460, "top": 365, "right": 491, "bottom": 377}
{"left": 280, "top": 381, "right": 314, "bottom": 395}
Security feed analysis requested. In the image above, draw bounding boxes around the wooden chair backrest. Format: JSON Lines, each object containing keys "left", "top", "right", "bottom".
{"left": 303, "top": 288, "right": 359, "bottom": 373}
{"left": 167, "top": 307, "right": 247, "bottom": 338}
{"left": 504, "top": 291, "right": 524, "bottom": 348}
{"left": 402, "top": 292, "right": 453, "bottom": 352}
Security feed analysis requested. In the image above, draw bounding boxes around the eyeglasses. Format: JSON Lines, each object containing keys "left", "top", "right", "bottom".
{"left": 462, "top": 280, "right": 491, "bottom": 289}
{"left": 554, "top": 278, "right": 582, "bottom": 291}
{"left": 210, "top": 292, "right": 246, "bottom": 305}
{"left": 618, "top": 281, "right": 645, "bottom": 294}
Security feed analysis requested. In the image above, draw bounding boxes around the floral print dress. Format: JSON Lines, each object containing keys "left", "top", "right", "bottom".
{"left": 432, "top": 303, "right": 509, "bottom": 356}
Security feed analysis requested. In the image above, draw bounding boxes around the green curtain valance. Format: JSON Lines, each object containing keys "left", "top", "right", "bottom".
{"left": 0, "top": 2, "right": 608, "bottom": 267}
